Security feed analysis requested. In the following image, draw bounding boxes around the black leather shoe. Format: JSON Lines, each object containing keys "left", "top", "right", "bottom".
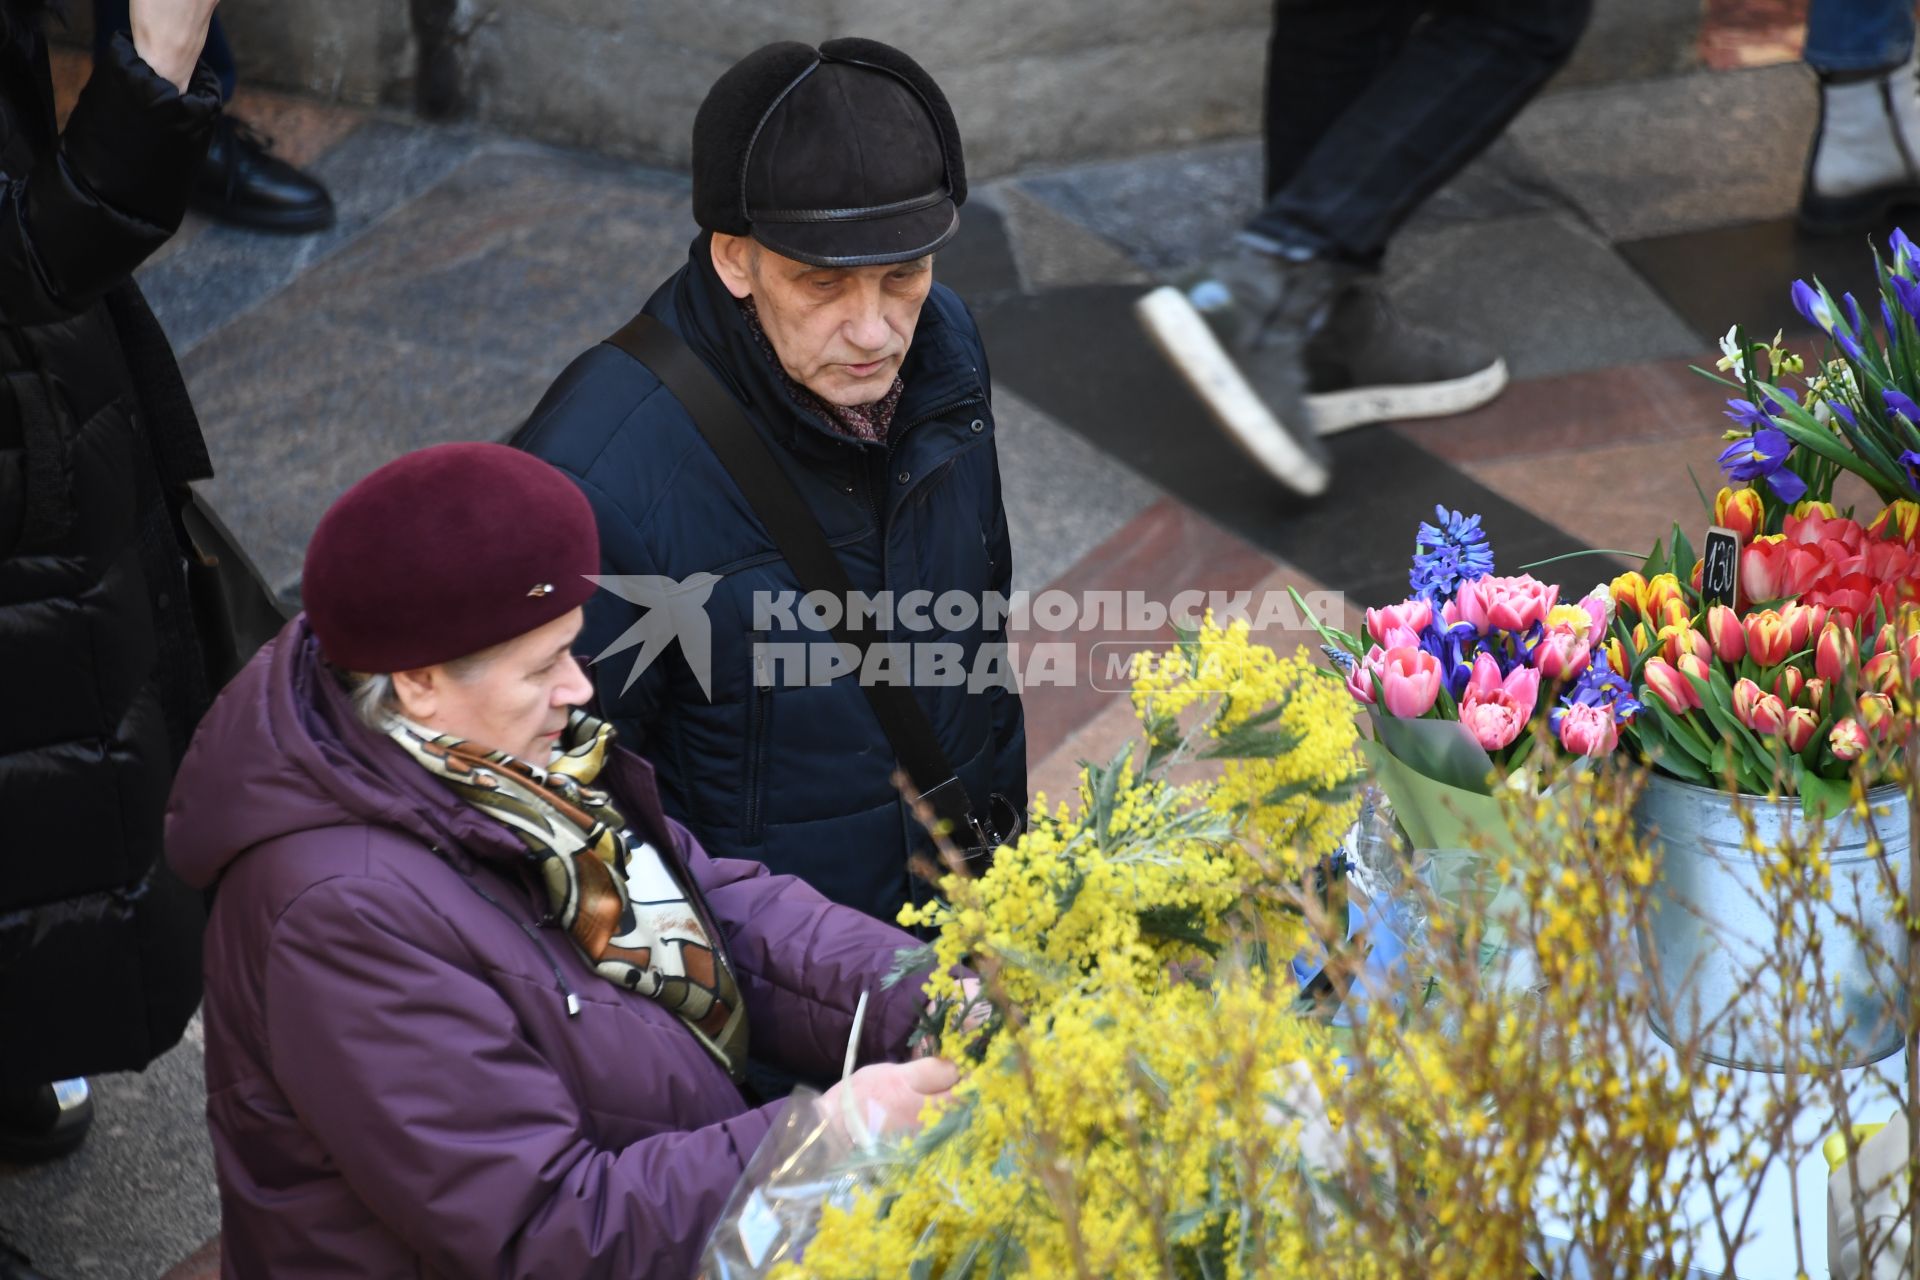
{"left": 0, "top": 1079, "right": 93, "bottom": 1165}
{"left": 193, "top": 116, "right": 336, "bottom": 234}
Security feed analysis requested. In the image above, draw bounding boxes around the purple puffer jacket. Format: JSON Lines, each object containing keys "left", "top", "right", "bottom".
{"left": 165, "top": 618, "right": 929, "bottom": 1278}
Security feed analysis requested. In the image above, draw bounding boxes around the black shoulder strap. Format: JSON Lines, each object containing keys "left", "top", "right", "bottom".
{"left": 604, "top": 312, "right": 983, "bottom": 844}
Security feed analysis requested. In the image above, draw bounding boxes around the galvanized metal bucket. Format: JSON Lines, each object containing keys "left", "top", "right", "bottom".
{"left": 1635, "top": 772, "right": 1911, "bottom": 1071}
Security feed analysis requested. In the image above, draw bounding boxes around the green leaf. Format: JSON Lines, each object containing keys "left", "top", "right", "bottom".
{"left": 1688, "top": 464, "right": 1714, "bottom": 517}
{"left": 1372, "top": 713, "right": 1501, "bottom": 795}
{"left": 1138, "top": 903, "right": 1224, "bottom": 956}
{"left": 1086, "top": 740, "right": 1135, "bottom": 846}
{"left": 1647, "top": 697, "right": 1713, "bottom": 766}
{"left": 1202, "top": 704, "right": 1306, "bottom": 760}
{"left": 883, "top": 943, "right": 939, "bottom": 988}
{"left": 1254, "top": 776, "right": 1354, "bottom": 809}
{"left": 1668, "top": 522, "right": 1697, "bottom": 587}
{"left": 1286, "top": 584, "right": 1363, "bottom": 656}
{"left": 1800, "top": 768, "right": 1852, "bottom": 822}
{"left": 939, "top": 1240, "right": 986, "bottom": 1280}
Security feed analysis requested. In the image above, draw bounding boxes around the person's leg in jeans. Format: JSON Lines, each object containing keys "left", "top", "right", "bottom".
{"left": 92, "top": 0, "right": 334, "bottom": 233}
{"left": 1136, "top": 0, "right": 1591, "bottom": 497}
{"left": 1253, "top": 0, "right": 1593, "bottom": 263}
{"left": 1799, "top": 0, "right": 1920, "bottom": 232}
{"left": 1260, "top": 0, "right": 1422, "bottom": 206}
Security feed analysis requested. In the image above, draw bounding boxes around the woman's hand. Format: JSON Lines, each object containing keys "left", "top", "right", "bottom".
{"left": 815, "top": 1058, "right": 957, "bottom": 1146}
{"left": 129, "top": 0, "right": 219, "bottom": 92}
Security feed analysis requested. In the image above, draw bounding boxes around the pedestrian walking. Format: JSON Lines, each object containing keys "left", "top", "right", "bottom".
{"left": 1137, "top": 0, "right": 1594, "bottom": 497}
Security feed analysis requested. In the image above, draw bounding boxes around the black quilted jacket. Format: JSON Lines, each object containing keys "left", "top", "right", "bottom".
{"left": 0, "top": 17, "right": 220, "bottom": 1088}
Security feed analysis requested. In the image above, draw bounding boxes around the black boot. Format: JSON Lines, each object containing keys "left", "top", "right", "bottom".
{"left": 0, "top": 1079, "right": 92, "bottom": 1165}
{"left": 193, "top": 116, "right": 336, "bottom": 234}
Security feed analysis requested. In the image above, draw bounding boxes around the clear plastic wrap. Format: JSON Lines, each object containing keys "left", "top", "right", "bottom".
{"left": 696, "top": 1087, "right": 861, "bottom": 1279}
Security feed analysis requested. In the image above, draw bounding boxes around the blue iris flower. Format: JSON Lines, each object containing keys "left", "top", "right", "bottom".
{"left": 1409, "top": 506, "right": 1495, "bottom": 604}
{"left": 1831, "top": 399, "right": 1859, "bottom": 428}
{"left": 1719, "top": 428, "right": 1808, "bottom": 505}
{"left": 1892, "top": 274, "right": 1920, "bottom": 323}
{"left": 1886, "top": 388, "right": 1920, "bottom": 425}
{"left": 1792, "top": 279, "right": 1833, "bottom": 332}
{"left": 1547, "top": 648, "right": 1642, "bottom": 737}
{"left": 1900, "top": 450, "right": 1920, "bottom": 491}
{"left": 1893, "top": 227, "right": 1920, "bottom": 274}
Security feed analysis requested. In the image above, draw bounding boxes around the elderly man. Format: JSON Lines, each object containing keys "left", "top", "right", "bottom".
{"left": 517, "top": 39, "right": 1025, "bottom": 930}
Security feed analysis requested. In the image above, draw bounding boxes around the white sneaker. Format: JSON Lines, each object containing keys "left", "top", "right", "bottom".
{"left": 1134, "top": 245, "right": 1340, "bottom": 498}
{"left": 1802, "top": 52, "right": 1920, "bottom": 234}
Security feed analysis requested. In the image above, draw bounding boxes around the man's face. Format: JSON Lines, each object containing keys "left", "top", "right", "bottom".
{"left": 712, "top": 234, "right": 933, "bottom": 408}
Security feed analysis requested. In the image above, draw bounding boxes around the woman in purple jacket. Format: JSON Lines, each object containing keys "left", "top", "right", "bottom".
{"left": 165, "top": 443, "right": 956, "bottom": 1277}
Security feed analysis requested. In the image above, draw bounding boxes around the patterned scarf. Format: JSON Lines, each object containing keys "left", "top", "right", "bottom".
{"left": 387, "top": 710, "right": 749, "bottom": 1078}
{"left": 738, "top": 294, "right": 906, "bottom": 444}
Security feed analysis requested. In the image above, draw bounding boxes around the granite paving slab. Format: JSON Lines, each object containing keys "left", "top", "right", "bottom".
{"left": 1389, "top": 356, "right": 1735, "bottom": 467}
{"left": 1009, "top": 134, "right": 1569, "bottom": 274}
{"left": 991, "top": 386, "right": 1160, "bottom": 597}
{"left": 982, "top": 184, "right": 1150, "bottom": 291}
{"left": 138, "top": 119, "right": 484, "bottom": 355}
{"left": 183, "top": 314, "right": 556, "bottom": 594}
{"left": 1619, "top": 214, "right": 1902, "bottom": 345}
{"left": 929, "top": 198, "right": 1026, "bottom": 308}
{"left": 1011, "top": 137, "right": 1262, "bottom": 273}
{"left": 1385, "top": 212, "right": 1703, "bottom": 380}
{"left": 0, "top": 1023, "right": 216, "bottom": 1280}
{"left": 973, "top": 283, "right": 1593, "bottom": 608}
{"left": 277, "top": 143, "right": 697, "bottom": 373}
{"left": 1506, "top": 62, "right": 1815, "bottom": 243}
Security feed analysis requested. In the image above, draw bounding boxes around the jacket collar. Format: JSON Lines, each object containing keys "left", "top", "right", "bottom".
{"left": 653, "top": 233, "right": 984, "bottom": 460}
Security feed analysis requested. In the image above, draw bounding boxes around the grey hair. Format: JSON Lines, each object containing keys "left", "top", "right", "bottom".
{"left": 336, "top": 670, "right": 400, "bottom": 733}
{"left": 332, "top": 645, "right": 503, "bottom": 734}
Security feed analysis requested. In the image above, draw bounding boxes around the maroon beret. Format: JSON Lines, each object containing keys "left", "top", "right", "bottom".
{"left": 303, "top": 443, "right": 599, "bottom": 673}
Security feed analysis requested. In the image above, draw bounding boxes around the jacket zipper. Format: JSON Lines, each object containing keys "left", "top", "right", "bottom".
{"left": 650, "top": 831, "right": 744, "bottom": 1028}
{"left": 741, "top": 631, "right": 770, "bottom": 842}
{"left": 431, "top": 848, "right": 583, "bottom": 1018}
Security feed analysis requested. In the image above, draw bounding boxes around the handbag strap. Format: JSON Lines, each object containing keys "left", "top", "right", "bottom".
{"left": 603, "top": 312, "right": 984, "bottom": 845}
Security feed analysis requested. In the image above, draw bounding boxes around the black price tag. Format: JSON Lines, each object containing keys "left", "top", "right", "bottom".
{"left": 1700, "top": 525, "right": 1740, "bottom": 609}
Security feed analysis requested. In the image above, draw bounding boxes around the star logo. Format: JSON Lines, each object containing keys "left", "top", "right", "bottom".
{"left": 588, "top": 573, "right": 724, "bottom": 699}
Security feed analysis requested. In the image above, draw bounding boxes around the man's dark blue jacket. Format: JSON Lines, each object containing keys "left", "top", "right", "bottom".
{"left": 515, "top": 235, "right": 1026, "bottom": 923}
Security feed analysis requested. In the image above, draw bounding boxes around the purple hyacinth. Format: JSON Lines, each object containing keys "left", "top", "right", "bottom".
{"left": 1409, "top": 506, "right": 1494, "bottom": 604}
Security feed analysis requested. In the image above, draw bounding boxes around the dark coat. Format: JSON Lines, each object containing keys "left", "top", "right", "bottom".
{"left": 516, "top": 236, "right": 1026, "bottom": 924}
{"left": 166, "top": 618, "right": 927, "bottom": 1278}
{"left": 0, "top": 23, "right": 220, "bottom": 1089}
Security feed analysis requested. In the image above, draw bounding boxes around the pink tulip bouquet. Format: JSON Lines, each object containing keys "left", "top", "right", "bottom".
{"left": 1307, "top": 509, "right": 1635, "bottom": 850}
